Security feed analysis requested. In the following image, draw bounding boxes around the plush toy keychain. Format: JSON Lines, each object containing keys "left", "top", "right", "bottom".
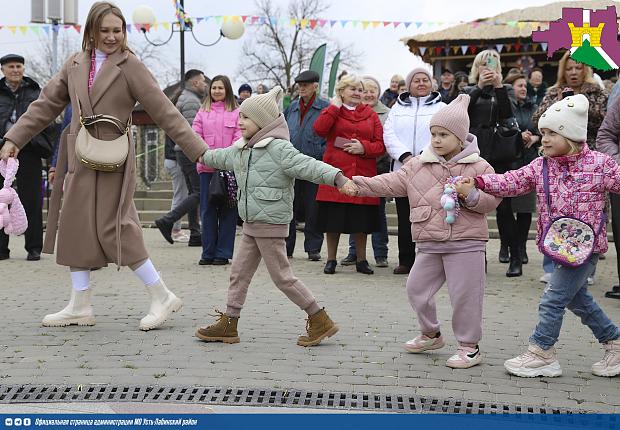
{"left": 441, "top": 176, "right": 463, "bottom": 224}
{"left": 0, "top": 158, "right": 28, "bottom": 235}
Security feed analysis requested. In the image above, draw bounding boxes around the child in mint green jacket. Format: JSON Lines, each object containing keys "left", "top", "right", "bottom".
{"left": 195, "top": 86, "right": 348, "bottom": 347}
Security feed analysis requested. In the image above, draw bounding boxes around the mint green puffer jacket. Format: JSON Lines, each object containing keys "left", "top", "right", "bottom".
{"left": 203, "top": 136, "right": 341, "bottom": 225}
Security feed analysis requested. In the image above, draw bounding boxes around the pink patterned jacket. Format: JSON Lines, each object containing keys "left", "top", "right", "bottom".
{"left": 478, "top": 145, "right": 620, "bottom": 254}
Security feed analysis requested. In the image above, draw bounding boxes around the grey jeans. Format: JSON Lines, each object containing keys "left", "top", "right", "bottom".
{"left": 164, "top": 158, "right": 188, "bottom": 231}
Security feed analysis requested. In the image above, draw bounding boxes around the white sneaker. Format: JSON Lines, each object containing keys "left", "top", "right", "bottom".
{"left": 592, "top": 339, "right": 620, "bottom": 377}
{"left": 172, "top": 231, "right": 190, "bottom": 243}
{"left": 446, "top": 345, "right": 482, "bottom": 369}
{"left": 504, "top": 344, "right": 562, "bottom": 377}
{"left": 539, "top": 273, "right": 551, "bottom": 284}
{"left": 42, "top": 289, "right": 96, "bottom": 327}
{"left": 404, "top": 334, "right": 445, "bottom": 353}
{"left": 587, "top": 276, "right": 594, "bottom": 286}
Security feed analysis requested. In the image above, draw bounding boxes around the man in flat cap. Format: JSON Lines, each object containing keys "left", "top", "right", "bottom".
{"left": 284, "top": 70, "right": 329, "bottom": 261}
{"left": 0, "top": 54, "right": 54, "bottom": 261}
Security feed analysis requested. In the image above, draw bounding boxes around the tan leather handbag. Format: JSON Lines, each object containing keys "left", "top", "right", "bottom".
{"left": 75, "top": 97, "right": 130, "bottom": 172}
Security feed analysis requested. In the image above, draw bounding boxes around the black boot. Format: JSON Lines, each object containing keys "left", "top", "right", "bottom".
{"left": 520, "top": 243, "right": 529, "bottom": 265}
{"left": 324, "top": 260, "right": 337, "bottom": 275}
{"left": 499, "top": 242, "right": 509, "bottom": 263}
{"left": 506, "top": 254, "right": 522, "bottom": 277}
{"left": 356, "top": 260, "right": 374, "bottom": 275}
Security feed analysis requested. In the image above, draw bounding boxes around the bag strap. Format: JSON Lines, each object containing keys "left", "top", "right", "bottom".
{"left": 543, "top": 157, "right": 607, "bottom": 235}
{"left": 76, "top": 92, "right": 130, "bottom": 134}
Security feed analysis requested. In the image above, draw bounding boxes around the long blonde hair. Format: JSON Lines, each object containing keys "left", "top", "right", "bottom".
{"left": 550, "top": 51, "right": 596, "bottom": 90}
{"left": 468, "top": 50, "right": 502, "bottom": 84}
{"left": 82, "top": 2, "right": 129, "bottom": 52}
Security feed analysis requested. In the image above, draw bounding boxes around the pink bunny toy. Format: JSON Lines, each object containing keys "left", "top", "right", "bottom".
{"left": 0, "top": 158, "right": 28, "bottom": 235}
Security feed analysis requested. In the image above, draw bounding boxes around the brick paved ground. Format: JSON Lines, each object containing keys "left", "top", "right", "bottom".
{"left": 1, "top": 229, "right": 619, "bottom": 412}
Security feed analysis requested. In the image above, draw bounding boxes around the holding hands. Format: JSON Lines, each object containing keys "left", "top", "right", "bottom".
{"left": 339, "top": 179, "right": 359, "bottom": 196}
{"left": 454, "top": 177, "right": 475, "bottom": 199}
{"left": 0, "top": 140, "right": 20, "bottom": 160}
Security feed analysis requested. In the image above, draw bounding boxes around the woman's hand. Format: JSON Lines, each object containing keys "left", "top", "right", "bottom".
{"left": 477, "top": 69, "right": 495, "bottom": 89}
{"left": 0, "top": 140, "right": 19, "bottom": 160}
{"left": 49, "top": 168, "right": 56, "bottom": 185}
{"left": 491, "top": 71, "right": 503, "bottom": 88}
{"left": 344, "top": 138, "right": 365, "bottom": 155}
{"left": 339, "top": 179, "right": 359, "bottom": 196}
{"left": 522, "top": 131, "right": 540, "bottom": 148}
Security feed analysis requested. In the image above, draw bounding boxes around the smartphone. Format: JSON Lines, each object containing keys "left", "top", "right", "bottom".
{"left": 561, "top": 87, "right": 574, "bottom": 98}
{"left": 486, "top": 56, "right": 497, "bottom": 69}
{"left": 334, "top": 136, "right": 351, "bottom": 149}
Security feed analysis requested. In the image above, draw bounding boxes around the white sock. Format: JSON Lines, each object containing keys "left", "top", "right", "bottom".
{"left": 70, "top": 270, "right": 90, "bottom": 292}
{"left": 132, "top": 259, "right": 161, "bottom": 287}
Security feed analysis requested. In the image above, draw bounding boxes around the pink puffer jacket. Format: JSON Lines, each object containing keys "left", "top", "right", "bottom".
{"left": 193, "top": 101, "right": 241, "bottom": 173}
{"left": 478, "top": 145, "right": 620, "bottom": 254}
{"left": 353, "top": 133, "right": 500, "bottom": 243}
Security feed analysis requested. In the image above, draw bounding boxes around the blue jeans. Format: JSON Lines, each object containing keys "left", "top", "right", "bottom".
{"left": 199, "top": 173, "right": 238, "bottom": 260}
{"left": 530, "top": 254, "right": 620, "bottom": 350}
{"left": 347, "top": 197, "right": 388, "bottom": 259}
{"left": 542, "top": 255, "right": 554, "bottom": 274}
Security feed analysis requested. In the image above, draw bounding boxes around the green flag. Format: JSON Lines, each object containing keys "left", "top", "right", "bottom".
{"left": 309, "top": 43, "right": 327, "bottom": 93}
{"left": 328, "top": 51, "right": 341, "bottom": 98}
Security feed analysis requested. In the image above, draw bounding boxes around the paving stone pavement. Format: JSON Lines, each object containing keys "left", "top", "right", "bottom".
{"left": 2, "top": 229, "right": 620, "bottom": 412}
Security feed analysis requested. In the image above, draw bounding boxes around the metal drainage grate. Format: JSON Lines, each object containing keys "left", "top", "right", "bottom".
{"left": 0, "top": 384, "right": 593, "bottom": 416}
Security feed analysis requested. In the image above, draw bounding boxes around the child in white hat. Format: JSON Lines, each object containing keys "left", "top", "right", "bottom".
{"left": 457, "top": 94, "right": 620, "bottom": 378}
{"left": 196, "top": 86, "right": 349, "bottom": 347}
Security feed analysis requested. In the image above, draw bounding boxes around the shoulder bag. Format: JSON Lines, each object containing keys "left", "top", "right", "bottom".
{"left": 488, "top": 94, "right": 522, "bottom": 164}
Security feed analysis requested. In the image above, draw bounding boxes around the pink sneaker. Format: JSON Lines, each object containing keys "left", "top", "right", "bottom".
{"left": 404, "top": 334, "right": 445, "bottom": 353}
{"left": 504, "top": 344, "right": 562, "bottom": 377}
{"left": 592, "top": 339, "right": 620, "bottom": 377}
{"left": 446, "top": 345, "right": 482, "bottom": 368}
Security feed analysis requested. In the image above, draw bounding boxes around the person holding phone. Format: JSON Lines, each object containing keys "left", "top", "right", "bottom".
{"left": 463, "top": 50, "right": 523, "bottom": 277}
{"left": 313, "top": 74, "right": 385, "bottom": 275}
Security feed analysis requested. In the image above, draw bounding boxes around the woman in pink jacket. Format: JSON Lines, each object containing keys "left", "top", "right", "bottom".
{"left": 193, "top": 75, "right": 241, "bottom": 265}
{"left": 457, "top": 94, "right": 620, "bottom": 378}
{"left": 342, "top": 95, "right": 501, "bottom": 369}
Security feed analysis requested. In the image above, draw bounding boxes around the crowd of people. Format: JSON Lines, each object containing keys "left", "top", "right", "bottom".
{"left": 1, "top": 1, "right": 620, "bottom": 380}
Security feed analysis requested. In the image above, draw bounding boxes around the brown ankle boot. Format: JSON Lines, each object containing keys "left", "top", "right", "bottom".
{"left": 195, "top": 310, "right": 240, "bottom": 343}
{"left": 297, "top": 308, "right": 339, "bottom": 347}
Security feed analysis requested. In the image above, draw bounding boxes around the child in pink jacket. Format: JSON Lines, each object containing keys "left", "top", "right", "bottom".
{"left": 457, "top": 94, "right": 620, "bottom": 378}
{"left": 342, "top": 95, "right": 501, "bottom": 368}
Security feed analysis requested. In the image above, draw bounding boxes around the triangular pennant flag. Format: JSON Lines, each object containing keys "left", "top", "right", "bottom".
{"left": 523, "top": 43, "right": 530, "bottom": 51}
{"left": 460, "top": 45, "right": 468, "bottom": 54}
{"left": 309, "top": 19, "right": 318, "bottom": 29}
{"left": 507, "top": 20, "right": 517, "bottom": 27}
{"left": 514, "top": 42, "right": 521, "bottom": 51}
{"left": 419, "top": 46, "right": 427, "bottom": 56}
{"left": 472, "top": 21, "right": 481, "bottom": 29}
{"left": 517, "top": 22, "right": 526, "bottom": 29}
{"left": 196, "top": 17, "right": 203, "bottom": 24}
{"left": 300, "top": 19, "right": 308, "bottom": 28}
{"left": 435, "top": 46, "right": 442, "bottom": 55}
{"left": 19, "top": 26, "right": 28, "bottom": 35}
{"left": 352, "top": 20, "right": 360, "bottom": 27}
{"left": 469, "top": 45, "right": 477, "bottom": 54}
{"left": 541, "top": 42, "right": 548, "bottom": 52}
{"left": 496, "top": 44, "right": 503, "bottom": 52}
{"left": 372, "top": 21, "right": 381, "bottom": 28}
{"left": 126, "top": 24, "right": 132, "bottom": 33}
{"left": 340, "top": 20, "right": 348, "bottom": 27}
{"left": 73, "top": 24, "right": 81, "bottom": 33}
{"left": 63, "top": 24, "right": 70, "bottom": 29}
{"left": 144, "top": 23, "right": 151, "bottom": 32}
{"left": 532, "top": 43, "right": 540, "bottom": 51}
{"left": 241, "top": 15, "right": 248, "bottom": 23}
{"left": 531, "top": 21, "right": 539, "bottom": 28}
{"left": 452, "top": 46, "right": 459, "bottom": 54}
{"left": 393, "top": 21, "right": 401, "bottom": 28}
{"left": 215, "top": 16, "right": 222, "bottom": 24}
{"left": 222, "top": 16, "right": 229, "bottom": 23}
{"left": 290, "top": 18, "right": 297, "bottom": 26}
{"left": 162, "top": 22, "right": 171, "bottom": 30}
{"left": 330, "top": 20, "right": 337, "bottom": 27}
{"left": 383, "top": 21, "right": 391, "bottom": 27}
{"left": 416, "top": 22, "right": 423, "bottom": 29}
{"left": 31, "top": 26, "right": 40, "bottom": 34}
{"left": 404, "top": 22, "right": 412, "bottom": 28}
{"left": 8, "top": 25, "right": 18, "bottom": 34}
{"left": 42, "top": 25, "right": 50, "bottom": 35}
{"left": 270, "top": 16, "right": 278, "bottom": 25}
{"left": 319, "top": 19, "right": 327, "bottom": 27}
{"left": 444, "top": 47, "right": 450, "bottom": 55}
{"left": 362, "top": 21, "right": 370, "bottom": 29}
{"left": 152, "top": 23, "right": 159, "bottom": 30}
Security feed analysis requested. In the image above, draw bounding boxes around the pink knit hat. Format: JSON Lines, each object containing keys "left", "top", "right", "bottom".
{"left": 405, "top": 66, "right": 433, "bottom": 91}
{"left": 429, "top": 94, "right": 471, "bottom": 143}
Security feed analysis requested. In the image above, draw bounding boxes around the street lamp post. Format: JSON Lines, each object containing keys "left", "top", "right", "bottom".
{"left": 133, "top": 2, "right": 245, "bottom": 82}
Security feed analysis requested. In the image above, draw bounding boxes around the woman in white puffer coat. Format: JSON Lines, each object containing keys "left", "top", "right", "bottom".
{"left": 383, "top": 66, "right": 445, "bottom": 275}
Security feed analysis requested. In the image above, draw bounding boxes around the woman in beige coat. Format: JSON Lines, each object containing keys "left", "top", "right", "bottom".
{"left": 0, "top": 2, "right": 207, "bottom": 330}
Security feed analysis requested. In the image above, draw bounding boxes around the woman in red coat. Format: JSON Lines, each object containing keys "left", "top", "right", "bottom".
{"left": 313, "top": 74, "right": 385, "bottom": 275}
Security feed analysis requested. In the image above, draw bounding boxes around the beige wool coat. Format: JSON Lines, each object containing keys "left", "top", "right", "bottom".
{"left": 4, "top": 49, "right": 207, "bottom": 268}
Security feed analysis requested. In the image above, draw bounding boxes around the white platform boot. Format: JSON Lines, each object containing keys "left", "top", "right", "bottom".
{"left": 42, "top": 289, "right": 96, "bottom": 327}
{"left": 139, "top": 277, "right": 183, "bottom": 331}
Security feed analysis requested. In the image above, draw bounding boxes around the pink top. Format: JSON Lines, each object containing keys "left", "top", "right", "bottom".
{"left": 192, "top": 101, "right": 241, "bottom": 173}
{"left": 478, "top": 145, "right": 620, "bottom": 255}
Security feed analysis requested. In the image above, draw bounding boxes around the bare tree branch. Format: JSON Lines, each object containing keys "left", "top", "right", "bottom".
{"left": 237, "top": 0, "right": 363, "bottom": 94}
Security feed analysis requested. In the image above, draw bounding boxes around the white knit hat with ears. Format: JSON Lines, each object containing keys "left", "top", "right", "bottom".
{"left": 538, "top": 94, "right": 589, "bottom": 143}
{"left": 239, "top": 86, "right": 284, "bottom": 128}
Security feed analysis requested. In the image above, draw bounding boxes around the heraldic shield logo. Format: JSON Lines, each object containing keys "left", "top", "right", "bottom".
{"left": 533, "top": 5, "right": 620, "bottom": 70}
